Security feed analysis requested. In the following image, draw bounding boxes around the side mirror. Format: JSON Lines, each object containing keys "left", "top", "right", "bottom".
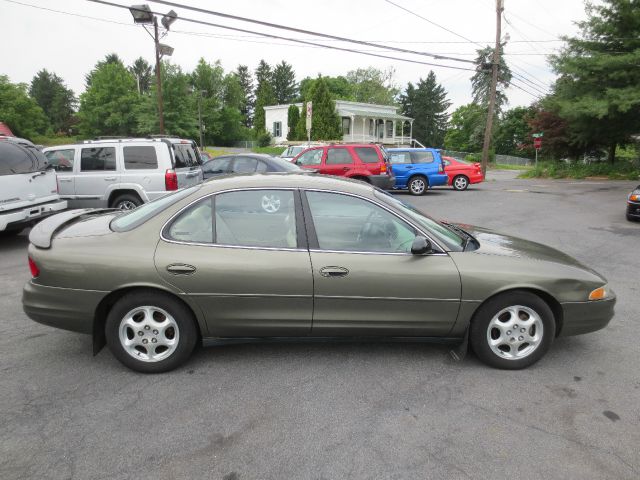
{"left": 411, "top": 236, "right": 432, "bottom": 255}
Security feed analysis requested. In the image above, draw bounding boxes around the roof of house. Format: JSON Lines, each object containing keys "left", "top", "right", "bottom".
{"left": 0, "top": 122, "right": 15, "bottom": 136}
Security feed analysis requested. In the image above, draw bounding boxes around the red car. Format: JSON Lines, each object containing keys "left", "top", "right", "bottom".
{"left": 442, "top": 156, "right": 484, "bottom": 191}
{"left": 292, "top": 144, "right": 395, "bottom": 189}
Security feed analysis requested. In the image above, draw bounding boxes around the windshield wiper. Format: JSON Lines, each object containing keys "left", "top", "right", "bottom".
{"left": 441, "top": 221, "right": 476, "bottom": 251}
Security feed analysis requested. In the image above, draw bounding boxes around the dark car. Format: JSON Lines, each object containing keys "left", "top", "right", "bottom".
{"left": 202, "top": 154, "right": 303, "bottom": 179}
{"left": 627, "top": 185, "right": 640, "bottom": 221}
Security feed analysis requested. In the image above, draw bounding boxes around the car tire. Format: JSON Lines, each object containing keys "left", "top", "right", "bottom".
{"left": 452, "top": 175, "right": 469, "bottom": 191}
{"left": 112, "top": 193, "right": 142, "bottom": 211}
{"left": 469, "top": 291, "right": 555, "bottom": 370}
{"left": 627, "top": 213, "right": 637, "bottom": 222}
{"left": 105, "top": 291, "right": 199, "bottom": 373}
{"left": 408, "top": 176, "right": 428, "bottom": 196}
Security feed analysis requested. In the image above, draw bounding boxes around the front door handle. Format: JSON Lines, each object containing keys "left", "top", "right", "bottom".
{"left": 58, "top": 178, "right": 73, "bottom": 182}
{"left": 166, "top": 263, "right": 196, "bottom": 275}
{"left": 319, "top": 266, "right": 349, "bottom": 278}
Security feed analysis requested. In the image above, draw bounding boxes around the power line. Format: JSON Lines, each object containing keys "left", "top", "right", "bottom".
{"left": 142, "top": 0, "right": 475, "bottom": 65}
{"left": 86, "top": 0, "right": 476, "bottom": 73}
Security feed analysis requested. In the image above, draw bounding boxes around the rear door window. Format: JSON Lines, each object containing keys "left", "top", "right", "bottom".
{"left": 123, "top": 146, "right": 158, "bottom": 170}
{"left": 411, "top": 151, "right": 434, "bottom": 163}
{"left": 203, "top": 158, "right": 232, "bottom": 175}
{"left": 326, "top": 148, "right": 353, "bottom": 165}
{"left": 355, "top": 147, "right": 380, "bottom": 164}
{"left": 80, "top": 147, "right": 116, "bottom": 171}
{"left": 44, "top": 149, "right": 75, "bottom": 172}
{"left": 232, "top": 157, "right": 258, "bottom": 173}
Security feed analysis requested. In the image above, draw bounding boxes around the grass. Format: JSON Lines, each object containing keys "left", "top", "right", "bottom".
{"left": 31, "top": 135, "right": 81, "bottom": 146}
{"left": 204, "top": 147, "right": 234, "bottom": 158}
{"left": 251, "top": 146, "right": 287, "bottom": 156}
{"left": 519, "top": 161, "right": 640, "bottom": 180}
{"left": 489, "top": 163, "right": 533, "bottom": 171}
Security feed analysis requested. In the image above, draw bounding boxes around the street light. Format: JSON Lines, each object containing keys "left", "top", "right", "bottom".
{"left": 129, "top": 4, "right": 178, "bottom": 135}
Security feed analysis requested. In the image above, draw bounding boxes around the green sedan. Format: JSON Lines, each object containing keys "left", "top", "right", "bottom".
{"left": 23, "top": 174, "right": 615, "bottom": 373}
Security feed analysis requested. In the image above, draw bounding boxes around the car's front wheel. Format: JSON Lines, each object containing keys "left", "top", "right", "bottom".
{"left": 105, "top": 291, "right": 198, "bottom": 373}
{"left": 469, "top": 291, "right": 555, "bottom": 369}
{"left": 408, "top": 176, "right": 428, "bottom": 195}
{"left": 452, "top": 175, "right": 469, "bottom": 191}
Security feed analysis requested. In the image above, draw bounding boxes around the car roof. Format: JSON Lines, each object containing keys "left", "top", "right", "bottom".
{"left": 200, "top": 172, "right": 376, "bottom": 196}
{"left": 388, "top": 147, "right": 439, "bottom": 152}
{"left": 205, "top": 153, "right": 276, "bottom": 162}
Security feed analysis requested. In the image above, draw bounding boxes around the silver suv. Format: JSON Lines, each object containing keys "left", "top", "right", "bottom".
{"left": 0, "top": 136, "right": 67, "bottom": 234}
{"left": 42, "top": 137, "right": 203, "bottom": 210}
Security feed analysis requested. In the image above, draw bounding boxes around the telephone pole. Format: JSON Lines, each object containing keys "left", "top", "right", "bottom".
{"left": 153, "top": 16, "right": 165, "bottom": 135}
{"left": 480, "top": 0, "right": 504, "bottom": 176}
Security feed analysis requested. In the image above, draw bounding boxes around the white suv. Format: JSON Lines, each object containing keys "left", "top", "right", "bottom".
{"left": 0, "top": 136, "right": 67, "bottom": 234}
{"left": 42, "top": 137, "right": 203, "bottom": 210}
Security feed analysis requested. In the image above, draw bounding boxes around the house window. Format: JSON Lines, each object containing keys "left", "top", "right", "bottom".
{"left": 342, "top": 117, "right": 351, "bottom": 135}
{"left": 386, "top": 121, "right": 393, "bottom": 138}
{"left": 368, "top": 119, "right": 374, "bottom": 136}
{"left": 272, "top": 121, "right": 282, "bottom": 138}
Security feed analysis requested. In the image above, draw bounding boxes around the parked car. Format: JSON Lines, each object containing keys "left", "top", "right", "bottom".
{"left": 200, "top": 151, "right": 212, "bottom": 163}
{"left": 280, "top": 145, "right": 308, "bottom": 161}
{"left": 387, "top": 148, "right": 448, "bottom": 195}
{"left": 627, "top": 185, "right": 640, "bottom": 221}
{"left": 42, "top": 137, "right": 203, "bottom": 210}
{"left": 202, "top": 153, "right": 304, "bottom": 179}
{"left": 24, "top": 174, "right": 615, "bottom": 373}
{"left": 0, "top": 136, "right": 67, "bottom": 235}
{"left": 442, "top": 156, "right": 485, "bottom": 191}
{"left": 292, "top": 144, "right": 394, "bottom": 189}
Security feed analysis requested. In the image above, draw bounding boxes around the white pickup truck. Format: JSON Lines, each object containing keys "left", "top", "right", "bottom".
{"left": 0, "top": 136, "right": 67, "bottom": 235}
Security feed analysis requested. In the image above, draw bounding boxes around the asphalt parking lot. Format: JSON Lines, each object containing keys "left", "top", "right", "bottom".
{"left": 1, "top": 171, "right": 638, "bottom": 480}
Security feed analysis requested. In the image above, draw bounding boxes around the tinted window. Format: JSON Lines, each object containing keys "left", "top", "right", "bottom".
{"left": 174, "top": 143, "right": 198, "bottom": 168}
{"left": 411, "top": 151, "right": 434, "bottom": 163}
{"left": 306, "top": 191, "right": 415, "bottom": 253}
{"left": 233, "top": 157, "right": 258, "bottom": 173}
{"left": 0, "top": 142, "right": 47, "bottom": 176}
{"left": 44, "top": 149, "right": 75, "bottom": 172}
{"left": 326, "top": 148, "right": 353, "bottom": 165}
{"left": 256, "top": 160, "right": 269, "bottom": 173}
{"left": 296, "top": 149, "right": 323, "bottom": 166}
{"left": 80, "top": 147, "right": 116, "bottom": 171}
{"left": 215, "top": 190, "right": 297, "bottom": 248}
{"left": 166, "top": 198, "right": 213, "bottom": 243}
{"left": 123, "top": 146, "right": 158, "bottom": 170}
{"left": 389, "top": 152, "right": 411, "bottom": 164}
{"left": 355, "top": 147, "right": 380, "bottom": 164}
{"left": 267, "top": 157, "right": 302, "bottom": 172}
{"left": 204, "top": 158, "right": 232, "bottom": 175}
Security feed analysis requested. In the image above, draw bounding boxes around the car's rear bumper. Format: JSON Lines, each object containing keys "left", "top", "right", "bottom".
{"left": 22, "top": 281, "right": 105, "bottom": 334}
{"left": 370, "top": 174, "right": 396, "bottom": 190}
{"left": 0, "top": 199, "right": 67, "bottom": 231}
{"left": 559, "top": 295, "right": 616, "bottom": 336}
{"left": 447, "top": 172, "right": 484, "bottom": 185}
{"left": 627, "top": 201, "right": 640, "bottom": 218}
{"left": 428, "top": 173, "right": 449, "bottom": 187}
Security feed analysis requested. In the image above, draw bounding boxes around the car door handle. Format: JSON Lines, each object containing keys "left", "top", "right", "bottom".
{"left": 58, "top": 178, "right": 73, "bottom": 182}
{"left": 103, "top": 177, "right": 116, "bottom": 181}
{"left": 342, "top": 167, "right": 349, "bottom": 171}
{"left": 319, "top": 266, "right": 349, "bottom": 278}
{"left": 166, "top": 264, "right": 196, "bottom": 275}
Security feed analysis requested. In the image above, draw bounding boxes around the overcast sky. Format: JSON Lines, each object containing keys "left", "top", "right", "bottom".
{"left": 2, "top": 0, "right": 588, "bottom": 110}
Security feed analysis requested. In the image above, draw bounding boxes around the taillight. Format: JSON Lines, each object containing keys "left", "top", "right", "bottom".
{"left": 380, "top": 163, "right": 387, "bottom": 173}
{"left": 28, "top": 257, "right": 40, "bottom": 278}
{"left": 165, "top": 169, "right": 178, "bottom": 191}
{"left": 439, "top": 162, "right": 444, "bottom": 173}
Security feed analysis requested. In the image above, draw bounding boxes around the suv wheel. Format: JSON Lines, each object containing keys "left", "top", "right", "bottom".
{"left": 408, "top": 176, "right": 428, "bottom": 196}
{"left": 112, "top": 194, "right": 142, "bottom": 211}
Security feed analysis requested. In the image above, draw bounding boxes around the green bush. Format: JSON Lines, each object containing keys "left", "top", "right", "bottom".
{"left": 519, "top": 161, "right": 640, "bottom": 180}
{"left": 252, "top": 146, "right": 286, "bottom": 156}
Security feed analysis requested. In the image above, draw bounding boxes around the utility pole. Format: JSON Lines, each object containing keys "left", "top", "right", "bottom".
{"left": 197, "top": 90, "right": 206, "bottom": 148}
{"left": 480, "top": 0, "right": 504, "bottom": 176}
{"left": 153, "top": 16, "right": 165, "bottom": 135}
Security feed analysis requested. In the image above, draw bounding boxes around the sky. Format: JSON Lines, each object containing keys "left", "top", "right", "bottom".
{"left": 1, "top": 0, "right": 588, "bottom": 111}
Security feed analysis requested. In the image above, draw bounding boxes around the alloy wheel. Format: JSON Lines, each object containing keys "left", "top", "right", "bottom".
{"left": 409, "top": 178, "right": 426, "bottom": 195}
{"left": 117, "top": 200, "right": 138, "bottom": 210}
{"left": 454, "top": 176, "right": 468, "bottom": 190}
{"left": 118, "top": 306, "right": 180, "bottom": 363}
{"left": 486, "top": 305, "right": 543, "bottom": 360}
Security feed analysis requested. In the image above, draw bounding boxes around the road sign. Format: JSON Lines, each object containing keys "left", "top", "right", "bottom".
{"left": 532, "top": 132, "right": 544, "bottom": 138}
{"left": 533, "top": 137, "right": 542, "bottom": 149}
{"left": 305, "top": 101, "right": 312, "bottom": 131}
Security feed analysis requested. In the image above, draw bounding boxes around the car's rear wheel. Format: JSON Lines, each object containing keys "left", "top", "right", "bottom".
{"left": 105, "top": 291, "right": 198, "bottom": 373}
{"left": 112, "top": 193, "right": 142, "bottom": 211}
{"left": 408, "top": 176, "right": 428, "bottom": 196}
{"left": 452, "top": 175, "right": 469, "bottom": 191}
{"left": 469, "top": 291, "right": 555, "bottom": 369}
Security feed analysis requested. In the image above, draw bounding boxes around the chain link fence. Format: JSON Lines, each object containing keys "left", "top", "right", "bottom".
{"left": 442, "top": 150, "right": 532, "bottom": 166}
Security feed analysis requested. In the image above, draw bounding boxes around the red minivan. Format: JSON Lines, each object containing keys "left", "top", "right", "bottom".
{"left": 291, "top": 144, "right": 395, "bottom": 189}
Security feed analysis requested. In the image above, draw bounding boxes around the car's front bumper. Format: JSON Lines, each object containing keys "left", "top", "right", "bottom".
{"left": 627, "top": 201, "right": 640, "bottom": 218}
{"left": 22, "top": 281, "right": 105, "bottom": 334}
{"left": 0, "top": 199, "right": 67, "bottom": 231}
{"left": 559, "top": 295, "right": 616, "bottom": 336}
{"left": 370, "top": 174, "right": 396, "bottom": 190}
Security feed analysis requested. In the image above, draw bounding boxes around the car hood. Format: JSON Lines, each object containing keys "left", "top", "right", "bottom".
{"left": 456, "top": 223, "right": 604, "bottom": 279}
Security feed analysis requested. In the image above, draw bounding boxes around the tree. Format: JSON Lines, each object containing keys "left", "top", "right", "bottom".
{"left": 550, "top": 0, "right": 640, "bottom": 163}
{"left": 129, "top": 57, "right": 152, "bottom": 95}
{"left": 494, "top": 106, "right": 535, "bottom": 157}
{"left": 471, "top": 46, "right": 511, "bottom": 113}
{"left": 0, "top": 75, "right": 48, "bottom": 138}
{"left": 253, "top": 60, "right": 276, "bottom": 133}
{"left": 400, "top": 71, "right": 450, "bottom": 147}
{"left": 299, "top": 75, "right": 354, "bottom": 101}
{"left": 308, "top": 77, "right": 341, "bottom": 140}
{"left": 443, "top": 103, "right": 486, "bottom": 152}
{"left": 287, "top": 104, "right": 300, "bottom": 141}
{"left": 78, "top": 61, "right": 139, "bottom": 137}
{"left": 272, "top": 61, "right": 297, "bottom": 104}
{"left": 85, "top": 53, "right": 125, "bottom": 88}
{"left": 29, "top": 69, "right": 76, "bottom": 133}
{"left": 527, "top": 105, "right": 575, "bottom": 160}
{"left": 235, "top": 65, "right": 254, "bottom": 127}
{"left": 346, "top": 67, "right": 398, "bottom": 104}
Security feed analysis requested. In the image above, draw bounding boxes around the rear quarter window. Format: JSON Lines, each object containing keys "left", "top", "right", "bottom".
{"left": 354, "top": 147, "right": 380, "bottom": 163}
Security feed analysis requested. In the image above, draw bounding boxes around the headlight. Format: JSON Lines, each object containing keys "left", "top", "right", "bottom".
{"left": 588, "top": 284, "right": 610, "bottom": 301}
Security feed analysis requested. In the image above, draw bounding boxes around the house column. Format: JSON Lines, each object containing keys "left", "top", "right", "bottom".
{"left": 409, "top": 120, "right": 413, "bottom": 146}
{"left": 392, "top": 120, "right": 396, "bottom": 144}
{"left": 351, "top": 115, "right": 354, "bottom": 142}
{"left": 362, "top": 117, "right": 366, "bottom": 142}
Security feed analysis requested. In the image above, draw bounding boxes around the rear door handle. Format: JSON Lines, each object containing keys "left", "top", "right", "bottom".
{"left": 58, "top": 178, "right": 73, "bottom": 182}
{"left": 166, "top": 264, "right": 196, "bottom": 275}
{"left": 319, "top": 266, "right": 349, "bottom": 278}
{"left": 104, "top": 177, "right": 116, "bottom": 181}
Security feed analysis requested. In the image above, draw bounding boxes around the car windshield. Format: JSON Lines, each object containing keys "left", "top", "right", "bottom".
{"left": 268, "top": 157, "right": 303, "bottom": 171}
{"left": 284, "top": 146, "right": 305, "bottom": 157}
{"left": 110, "top": 186, "right": 200, "bottom": 232}
{"left": 374, "top": 190, "right": 465, "bottom": 251}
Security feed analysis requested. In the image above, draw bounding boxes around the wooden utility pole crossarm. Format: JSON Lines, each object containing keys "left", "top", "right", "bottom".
{"left": 481, "top": 0, "right": 504, "bottom": 175}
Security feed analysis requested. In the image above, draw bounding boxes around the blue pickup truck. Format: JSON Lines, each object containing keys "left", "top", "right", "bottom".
{"left": 387, "top": 148, "right": 449, "bottom": 195}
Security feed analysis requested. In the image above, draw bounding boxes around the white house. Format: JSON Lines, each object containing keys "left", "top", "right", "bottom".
{"left": 263, "top": 100, "right": 414, "bottom": 145}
